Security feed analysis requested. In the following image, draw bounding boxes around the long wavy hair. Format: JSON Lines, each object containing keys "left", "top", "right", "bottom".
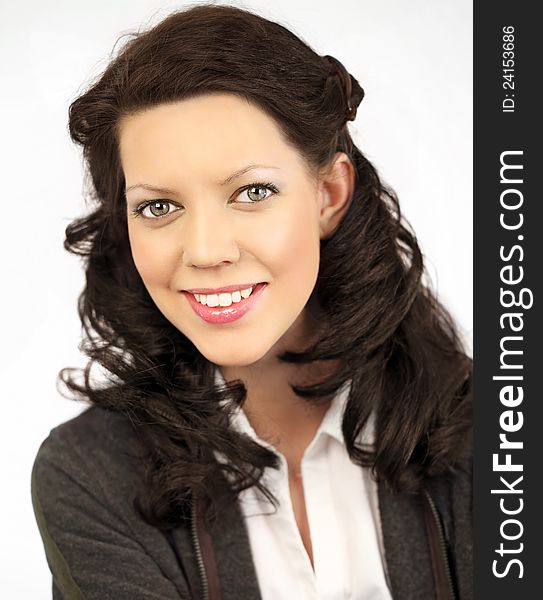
{"left": 60, "top": 3, "right": 472, "bottom": 529}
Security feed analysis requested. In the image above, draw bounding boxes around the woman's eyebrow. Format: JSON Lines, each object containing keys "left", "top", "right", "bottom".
{"left": 125, "top": 183, "right": 177, "bottom": 195}
{"left": 125, "top": 164, "right": 280, "bottom": 195}
{"left": 218, "top": 164, "right": 280, "bottom": 186}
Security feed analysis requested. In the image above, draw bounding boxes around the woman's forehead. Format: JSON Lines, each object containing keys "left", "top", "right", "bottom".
{"left": 120, "top": 94, "right": 283, "bottom": 150}
{"left": 118, "top": 94, "right": 309, "bottom": 184}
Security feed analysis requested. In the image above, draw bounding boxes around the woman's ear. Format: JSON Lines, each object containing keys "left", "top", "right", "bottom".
{"left": 317, "top": 152, "right": 356, "bottom": 240}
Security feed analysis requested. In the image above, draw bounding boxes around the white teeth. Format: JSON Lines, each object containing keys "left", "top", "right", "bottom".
{"left": 206, "top": 294, "right": 220, "bottom": 307}
{"left": 193, "top": 286, "right": 254, "bottom": 306}
{"left": 218, "top": 293, "right": 232, "bottom": 307}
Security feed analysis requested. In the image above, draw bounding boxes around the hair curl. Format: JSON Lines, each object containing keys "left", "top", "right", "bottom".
{"left": 60, "top": 3, "right": 472, "bottom": 529}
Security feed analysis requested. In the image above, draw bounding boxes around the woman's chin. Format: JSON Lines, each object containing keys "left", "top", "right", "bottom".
{"left": 197, "top": 342, "right": 274, "bottom": 369}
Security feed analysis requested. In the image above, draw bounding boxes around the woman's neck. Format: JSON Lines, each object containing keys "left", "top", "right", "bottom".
{"left": 219, "top": 359, "right": 339, "bottom": 470}
{"left": 218, "top": 299, "right": 339, "bottom": 466}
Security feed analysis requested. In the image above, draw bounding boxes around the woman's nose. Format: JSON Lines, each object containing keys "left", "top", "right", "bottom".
{"left": 180, "top": 205, "right": 240, "bottom": 269}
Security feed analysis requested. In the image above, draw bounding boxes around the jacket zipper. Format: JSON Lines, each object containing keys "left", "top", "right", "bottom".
{"left": 423, "top": 489, "right": 455, "bottom": 600}
{"left": 191, "top": 497, "right": 210, "bottom": 600}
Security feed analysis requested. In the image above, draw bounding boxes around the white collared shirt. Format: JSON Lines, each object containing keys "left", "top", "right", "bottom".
{"left": 214, "top": 369, "right": 393, "bottom": 600}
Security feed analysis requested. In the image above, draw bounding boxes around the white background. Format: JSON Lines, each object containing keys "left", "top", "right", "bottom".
{"left": 0, "top": 0, "right": 472, "bottom": 595}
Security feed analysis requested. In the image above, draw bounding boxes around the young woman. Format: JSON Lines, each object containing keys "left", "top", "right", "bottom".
{"left": 31, "top": 4, "right": 472, "bottom": 599}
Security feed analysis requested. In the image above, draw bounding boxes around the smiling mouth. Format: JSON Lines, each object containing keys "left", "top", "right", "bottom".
{"left": 182, "top": 282, "right": 268, "bottom": 324}
{"left": 189, "top": 284, "right": 263, "bottom": 307}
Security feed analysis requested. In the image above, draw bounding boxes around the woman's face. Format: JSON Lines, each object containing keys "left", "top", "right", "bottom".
{"left": 120, "top": 93, "right": 352, "bottom": 369}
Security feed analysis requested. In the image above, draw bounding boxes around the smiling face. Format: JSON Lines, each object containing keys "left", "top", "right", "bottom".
{"left": 120, "top": 93, "right": 353, "bottom": 370}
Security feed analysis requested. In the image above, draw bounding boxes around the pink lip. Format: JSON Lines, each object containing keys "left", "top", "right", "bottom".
{"left": 182, "top": 282, "right": 268, "bottom": 324}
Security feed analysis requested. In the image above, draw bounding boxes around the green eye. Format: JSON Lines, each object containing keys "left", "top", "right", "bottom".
{"left": 237, "top": 182, "right": 279, "bottom": 204}
{"left": 146, "top": 201, "right": 172, "bottom": 217}
{"left": 247, "top": 186, "right": 268, "bottom": 201}
{"left": 132, "top": 200, "right": 178, "bottom": 220}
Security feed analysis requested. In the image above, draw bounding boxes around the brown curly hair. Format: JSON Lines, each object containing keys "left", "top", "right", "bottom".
{"left": 60, "top": 3, "right": 472, "bottom": 529}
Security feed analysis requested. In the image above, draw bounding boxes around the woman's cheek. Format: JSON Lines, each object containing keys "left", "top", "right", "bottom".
{"left": 128, "top": 232, "right": 170, "bottom": 287}
{"left": 268, "top": 203, "right": 320, "bottom": 294}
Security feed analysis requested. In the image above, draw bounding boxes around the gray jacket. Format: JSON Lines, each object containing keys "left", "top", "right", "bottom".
{"left": 31, "top": 406, "right": 473, "bottom": 599}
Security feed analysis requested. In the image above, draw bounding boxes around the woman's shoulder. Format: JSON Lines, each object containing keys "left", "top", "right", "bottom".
{"left": 38, "top": 404, "right": 140, "bottom": 450}
{"left": 43, "top": 402, "right": 142, "bottom": 447}
{"left": 32, "top": 404, "right": 146, "bottom": 506}
{"left": 31, "top": 409, "right": 196, "bottom": 598}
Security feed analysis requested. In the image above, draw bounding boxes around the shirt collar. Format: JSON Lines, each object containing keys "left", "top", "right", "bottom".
{"left": 214, "top": 367, "right": 373, "bottom": 447}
